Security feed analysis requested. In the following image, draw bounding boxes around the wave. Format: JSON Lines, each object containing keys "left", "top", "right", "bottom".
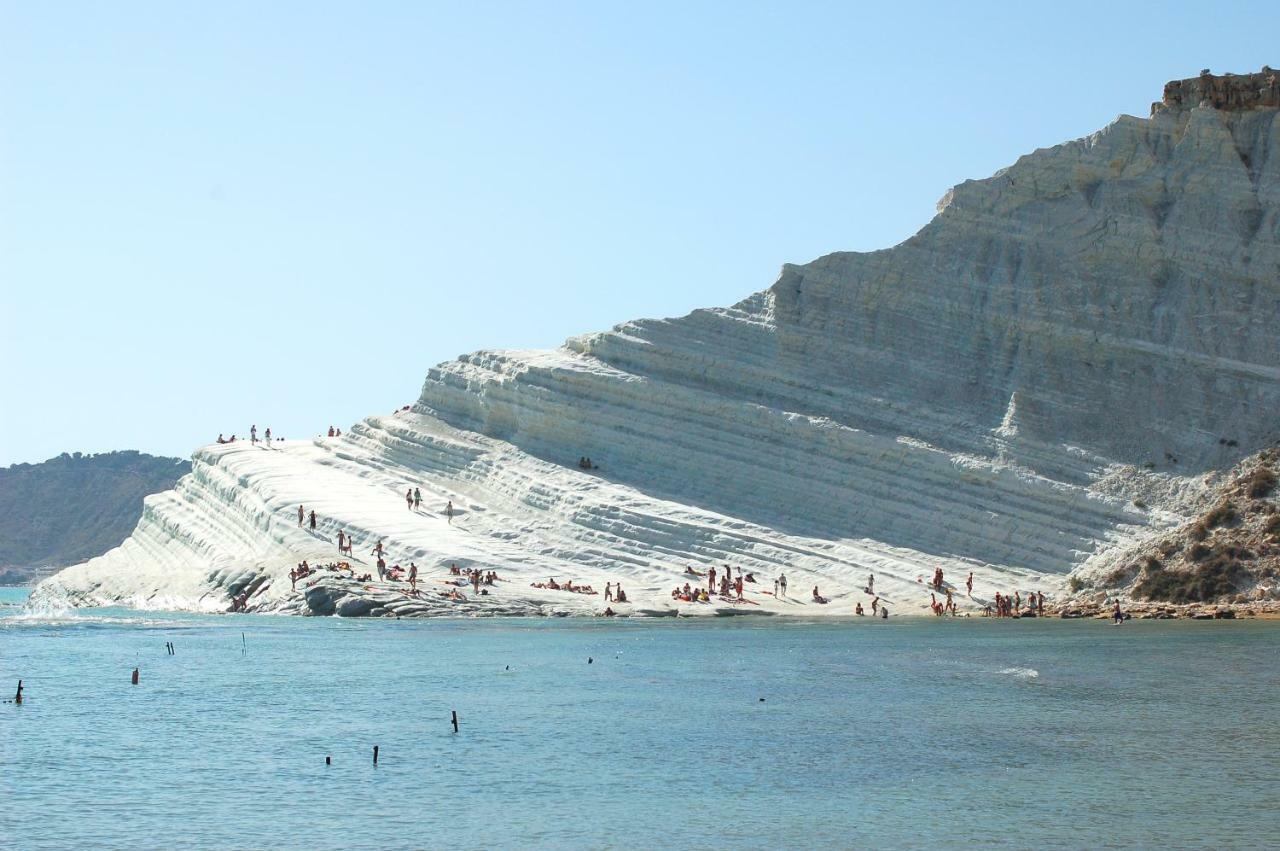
{"left": 1, "top": 599, "right": 182, "bottom": 630}
{"left": 996, "top": 667, "right": 1040, "bottom": 680}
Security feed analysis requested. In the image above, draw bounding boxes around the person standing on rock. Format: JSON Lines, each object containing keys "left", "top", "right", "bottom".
{"left": 309, "top": 510, "right": 317, "bottom": 531}
{"left": 446, "top": 500, "right": 454, "bottom": 524}
{"left": 604, "top": 582, "right": 613, "bottom": 602}
{"left": 867, "top": 572, "right": 874, "bottom": 594}
{"left": 413, "top": 487, "right": 421, "bottom": 510}
{"left": 409, "top": 563, "right": 418, "bottom": 591}
{"left": 966, "top": 571, "right": 973, "bottom": 595}
{"left": 406, "top": 488, "right": 413, "bottom": 510}
{"left": 377, "top": 555, "right": 386, "bottom": 581}
{"left": 1113, "top": 599, "right": 1124, "bottom": 624}
{"left": 337, "top": 529, "right": 345, "bottom": 552}
{"left": 297, "top": 505, "right": 304, "bottom": 527}
{"left": 264, "top": 427, "right": 271, "bottom": 446}
{"left": 251, "top": 424, "right": 257, "bottom": 445}
{"left": 778, "top": 573, "right": 788, "bottom": 598}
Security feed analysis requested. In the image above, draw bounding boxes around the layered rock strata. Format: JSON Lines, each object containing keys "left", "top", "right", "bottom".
{"left": 35, "top": 70, "right": 1280, "bottom": 616}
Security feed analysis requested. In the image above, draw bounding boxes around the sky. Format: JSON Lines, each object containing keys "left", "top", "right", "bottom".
{"left": 1, "top": 1, "right": 1274, "bottom": 466}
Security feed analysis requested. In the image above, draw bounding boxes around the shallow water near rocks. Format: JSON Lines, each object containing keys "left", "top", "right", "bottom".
{"left": 2, "top": 587, "right": 1278, "bottom": 849}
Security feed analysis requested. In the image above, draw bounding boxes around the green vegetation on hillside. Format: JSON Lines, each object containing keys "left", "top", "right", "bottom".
{"left": 0, "top": 451, "right": 189, "bottom": 584}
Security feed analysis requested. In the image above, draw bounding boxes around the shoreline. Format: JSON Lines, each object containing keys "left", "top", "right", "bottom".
{"left": 13, "top": 584, "right": 1280, "bottom": 622}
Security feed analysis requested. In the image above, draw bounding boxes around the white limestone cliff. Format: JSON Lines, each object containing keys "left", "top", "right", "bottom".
{"left": 33, "top": 70, "right": 1280, "bottom": 617}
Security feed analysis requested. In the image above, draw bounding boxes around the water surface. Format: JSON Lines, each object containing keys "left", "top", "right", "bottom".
{"left": 2, "top": 587, "right": 1277, "bottom": 849}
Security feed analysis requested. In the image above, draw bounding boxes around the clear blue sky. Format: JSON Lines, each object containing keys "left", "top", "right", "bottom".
{"left": 1, "top": 1, "right": 1273, "bottom": 465}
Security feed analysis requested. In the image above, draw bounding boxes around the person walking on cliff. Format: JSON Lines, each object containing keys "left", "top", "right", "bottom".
{"left": 409, "top": 563, "right": 418, "bottom": 592}
{"left": 413, "top": 487, "right": 421, "bottom": 510}
{"left": 966, "top": 571, "right": 974, "bottom": 595}
{"left": 406, "top": 488, "right": 413, "bottom": 510}
{"left": 251, "top": 424, "right": 257, "bottom": 445}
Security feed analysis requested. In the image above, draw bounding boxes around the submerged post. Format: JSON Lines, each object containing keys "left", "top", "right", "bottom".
{"left": 451, "top": 710, "right": 458, "bottom": 733}
{"left": 373, "top": 745, "right": 379, "bottom": 766}
{"left": 131, "top": 668, "right": 139, "bottom": 686}
{"left": 326, "top": 755, "right": 331, "bottom": 766}
{"left": 14, "top": 680, "right": 22, "bottom": 704}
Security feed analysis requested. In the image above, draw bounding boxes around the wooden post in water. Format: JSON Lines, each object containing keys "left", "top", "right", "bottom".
{"left": 131, "top": 668, "right": 139, "bottom": 686}
{"left": 326, "top": 756, "right": 331, "bottom": 766}
{"left": 14, "top": 680, "right": 22, "bottom": 704}
{"left": 373, "top": 745, "right": 379, "bottom": 766}
{"left": 451, "top": 710, "right": 458, "bottom": 733}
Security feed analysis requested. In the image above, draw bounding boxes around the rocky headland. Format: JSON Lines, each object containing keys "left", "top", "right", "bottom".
{"left": 32, "top": 69, "right": 1280, "bottom": 618}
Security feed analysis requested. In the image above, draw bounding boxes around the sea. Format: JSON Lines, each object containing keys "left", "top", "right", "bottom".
{"left": 2, "top": 586, "right": 1277, "bottom": 849}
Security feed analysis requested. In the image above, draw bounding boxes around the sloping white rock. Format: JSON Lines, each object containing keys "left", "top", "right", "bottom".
{"left": 34, "top": 83, "right": 1280, "bottom": 617}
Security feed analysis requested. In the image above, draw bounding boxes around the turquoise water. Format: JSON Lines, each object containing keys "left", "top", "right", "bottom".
{"left": 2, "top": 586, "right": 1278, "bottom": 850}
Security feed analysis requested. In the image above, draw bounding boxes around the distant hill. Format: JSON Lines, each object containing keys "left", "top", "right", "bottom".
{"left": 0, "top": 451, "right": 189, "bottom": 584}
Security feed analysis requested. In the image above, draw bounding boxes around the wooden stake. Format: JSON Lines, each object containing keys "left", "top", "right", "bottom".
{"left": 451, "top": 710, "right": 459, "bottom": 733}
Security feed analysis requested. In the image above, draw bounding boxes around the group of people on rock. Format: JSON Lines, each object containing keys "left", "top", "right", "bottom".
{"left": 326, "top": 426, "right": 343, "bottom": 437}
{"left": 532, "top": 577, "right": 598, "bottom": 595}
{"left": 335, "top": 529, "right": 354, "bottom": 556}
{"left": 849, "top": 596, "right": 890, "bottom": 616}
{"left": 671, "top": 583, "right": 710, "bottom": 602}
{"left": 290, "top": 560, "right": 354, "bottom": 589}
{"left": 216, "top": 424, "right": 283, "bottom": 445}
{"left": 296, "top": 505, "right": 318, "bottom": 531}
{"left": 406, "top": 487, "right": 422, "bottom": 510}
{"left": 930, "top": 590, "right": 957, "bottom": 616}
{"left": 986, "top": 590, "right": 1045, "bottom": 618}
{"left": 576, "top": 457, "right": 598, "bottom": 470}
{"left": 449, "top": 565, "right": 499, "bottom": 594}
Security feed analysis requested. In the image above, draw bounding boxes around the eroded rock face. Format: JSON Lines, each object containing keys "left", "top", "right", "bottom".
{"left": 32, "top": 71, "right": 1280, "bottom": 616}
{"left": 1157, "top": 67, "right": 1280, "bottom": 114}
